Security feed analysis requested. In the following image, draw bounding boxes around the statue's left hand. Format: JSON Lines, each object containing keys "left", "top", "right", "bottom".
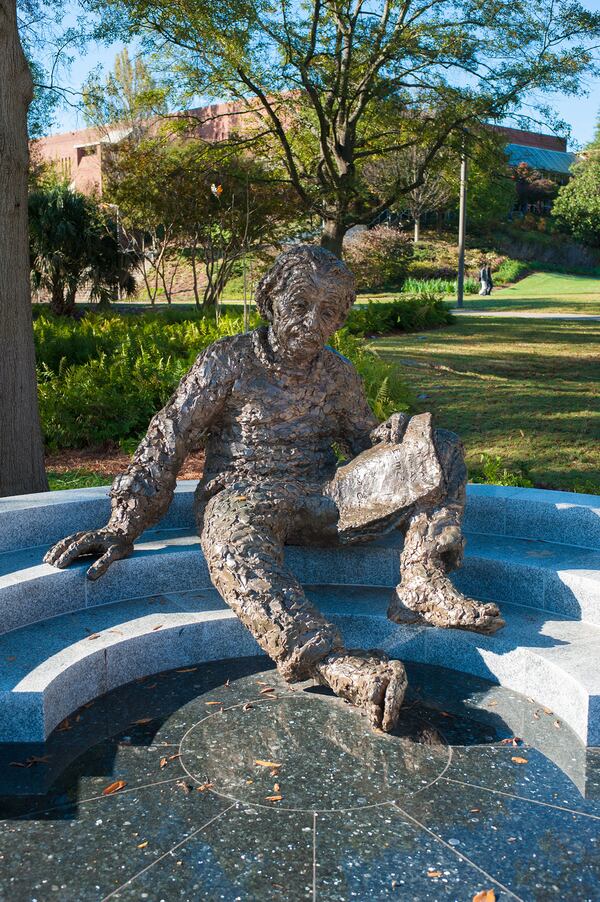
{"left": 370, "top": 412, "right": 410, "bottom": 446}
{"left": 43, "top": 528, "right": 135, "bottom": 581}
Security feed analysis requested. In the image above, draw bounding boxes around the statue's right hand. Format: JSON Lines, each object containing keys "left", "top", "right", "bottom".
{"left": 43, "top": 528, "right": 135, "bottom": 581}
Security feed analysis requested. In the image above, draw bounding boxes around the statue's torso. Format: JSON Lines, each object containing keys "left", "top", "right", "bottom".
{"left": 200, "top": 329, "right": 345, "bottom": 493}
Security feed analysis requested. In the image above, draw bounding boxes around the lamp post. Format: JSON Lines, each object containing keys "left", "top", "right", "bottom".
{"left": 456, "top": 145, "right": 468, "bottom": 308}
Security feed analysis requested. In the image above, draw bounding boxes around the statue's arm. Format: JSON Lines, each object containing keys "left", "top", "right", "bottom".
{"left": 332, "top": 353, "right": 409, "bottom": 456}
{"left": 44, "top": 340, "right": 237, "bottom": 578}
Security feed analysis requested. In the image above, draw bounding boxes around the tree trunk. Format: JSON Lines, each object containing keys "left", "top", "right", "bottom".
{"left": 320, "top": 218, "right": 346, "bottom": 258}
{"left": 0, "top": 0, "right": 48, "bottom": 496}
{"left": 414, "top": 217, "right": 420, "bottom": 243}
{"left": 49, "top": 279, "right": 65, "bottom": 316}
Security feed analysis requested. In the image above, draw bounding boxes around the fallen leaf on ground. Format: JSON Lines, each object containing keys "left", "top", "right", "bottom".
{"left": 169, "top": 753, "right": 181, "bottom": 761}
{"left": 224, "top": 679, "right": 230, "bottom": 687}
{"left": 197, "top": 781, "right": 214, "bottom": 792}
{"left": 270, "top": 768, "right": 279, "bottom": 777}
{"left": 56, "top": 718, "right": 72, "bottom": 732}
{"left": 543, "top": 707, "right": 552, "bottom": 715}
{"left": 265, "top": 794, "right": 282, "bottom": 802}
{"left": 175, "top": 667, "right": 198, "bottom": 673}
{"left": 87, "top": 633, "right": 101, "bottom": 640}
{"left": 470, "top": 808, "right": 480, "bottom": 813}
{"left": 152, "top": 625, "right": 163, "bottom": 631}
{"left": 243, "top": 703, "right": 254, "bottom": 712}
{"left": 260, "top": 687, "right": 275, "bottom": 694}
{"left": 486, "top": 701, "right": 498, "bottom": 707}
{"left": 511, "top": 756, "right": 528, "bottom": 765}
{"left": 205, "top": 701, "right": 222, "bottom": 706}
{"left": 427, "top": 870, "right": 442, "bottom": 878}
{"left": 103, "top": 780, "right": 127, "bottom": 795}
{"left": 255, "top": 759, "right": 281, "bottom": 768}
{"left": 144, "top": 683, "right": 158, "bottom": 690}
{"left": 176, "top": 781, "right": 192, "bottom": 795}
{"left": 133, "top": 718, "right": 153, "bottom": 725}
{"left": 137, "top": 841, "right": 148, "bottom": 849}
{"left": 273, "top": 783, "right": 280, "bottom": 792}
{"left": 533, "top": 711, "right": 540, "bottom": 719}
{"left": 246, "top": 779, "right": 254, "bottom": 784}
{"left": 554, "top": 720, "right": 561, "bottom": 729}
{"left": 473, "top": 891, "right": 496, "bottom": 902}
{"left": 10, "top": 755, "right": 51, "bottom": 768}
{"left": 159, "top": 757, "right": 168, "bottom": 768}
{"left": 500, "top": 737, "right": 522, "bottom": 746}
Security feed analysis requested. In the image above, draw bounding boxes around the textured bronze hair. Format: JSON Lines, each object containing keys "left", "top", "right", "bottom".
{"left": 255, "top": 245, "right": 356, "bottom": 322}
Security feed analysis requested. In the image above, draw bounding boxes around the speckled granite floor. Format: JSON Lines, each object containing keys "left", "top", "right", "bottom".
{"left": 0, "top": 658, "right": 598, "bottom": 901}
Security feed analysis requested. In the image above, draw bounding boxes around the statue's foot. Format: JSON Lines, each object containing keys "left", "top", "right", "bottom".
{"left": 315, "top": 649, "right": 407, "bottom": 732}
{"left": 389, "top": 567, "right": 504, "bottom": 635}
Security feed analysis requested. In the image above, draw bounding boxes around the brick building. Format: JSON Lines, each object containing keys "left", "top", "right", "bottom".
{"left": 34, "top": 112, "right": 577, "bottom": 196}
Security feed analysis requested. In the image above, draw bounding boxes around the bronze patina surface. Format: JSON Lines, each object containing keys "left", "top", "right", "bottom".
{"left": 45, "top": 245, "right": 503, "bottom": 731}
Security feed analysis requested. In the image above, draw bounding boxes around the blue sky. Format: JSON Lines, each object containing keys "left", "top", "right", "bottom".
{"left": 49, "top": 1, "right": 600, "bottom": 149}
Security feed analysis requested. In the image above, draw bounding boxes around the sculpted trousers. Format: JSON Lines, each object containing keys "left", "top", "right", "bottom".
{"left": 199, "top": 417, "right": 467, "bottom": 682}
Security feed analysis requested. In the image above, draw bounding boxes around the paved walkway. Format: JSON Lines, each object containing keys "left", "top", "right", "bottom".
{"left": 451, "top": 309, "right": 600, "bottom": 321}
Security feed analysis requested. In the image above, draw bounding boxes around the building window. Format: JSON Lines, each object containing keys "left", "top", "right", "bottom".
{"left": 77, "top": 145, "right": 98, "bottom": 164}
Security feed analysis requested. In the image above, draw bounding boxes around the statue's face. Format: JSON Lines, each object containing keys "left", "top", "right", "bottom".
{"left": 271, "top": 280, "right": 350, "bottom": 361}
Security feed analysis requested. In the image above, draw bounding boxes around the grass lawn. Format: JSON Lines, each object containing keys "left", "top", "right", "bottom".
{"left": 456, "top": 272, "right": 600, "bottom": 315}
{"left": 372, "top": 317, "right": 600, "bottom": 494}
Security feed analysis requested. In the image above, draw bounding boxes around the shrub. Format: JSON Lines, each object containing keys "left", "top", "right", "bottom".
{"left": 470, "top": 454, "right": 534, "bottom": 488}
{"left": 331, "top": 329, "right": 413, "bottom": 420}
{"left": 493, "top": 259, "right": 529, "bottom": 284}
{"left": 36, "top": 309, "right": 414, "bottom": 449}
{"left": 402, "top": 276, "right": 480, "bottom": 295}
{"left": 344, "top": 225, "right": 413, "bottom": 290}
{"left": 347, "top": 294, "right": 452, "bottom": 334}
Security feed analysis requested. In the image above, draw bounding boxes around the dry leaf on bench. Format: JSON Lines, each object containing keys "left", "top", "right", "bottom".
{"left": 103, "top": 780, "right": 127, "bottom": 795}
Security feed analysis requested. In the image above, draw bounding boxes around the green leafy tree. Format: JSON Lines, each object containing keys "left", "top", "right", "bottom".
{"left": 553, "top": 125, "right": 600, "bottom": 247}
{"left": 104, "top": 135, "right": 302, "bottom": 307}
{"left": 98, "top": 0, "right": 600, "bottom": 256}
{"left": 83, "top": 47, "right": 170, "bottom": 137}
{"left": 29, "top": 181, "right": 135, "bottom": 315}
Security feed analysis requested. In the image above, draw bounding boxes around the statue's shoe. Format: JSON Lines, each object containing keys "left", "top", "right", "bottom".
{"left": 316, "top": 649, "right": 408, "bottom": 732}
{"left": 388, "top": 569, "right": 505, "bottom": 635}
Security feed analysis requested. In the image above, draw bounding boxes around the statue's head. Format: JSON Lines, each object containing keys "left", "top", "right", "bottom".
{"left": 255, "top": 245, "right": 355, "bottom": 360}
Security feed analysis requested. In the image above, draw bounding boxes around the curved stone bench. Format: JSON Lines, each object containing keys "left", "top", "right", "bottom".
{"left": 0, "top": 484, "right": 599, "bottom": 746}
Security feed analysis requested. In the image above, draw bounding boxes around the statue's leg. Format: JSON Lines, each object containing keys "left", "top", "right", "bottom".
{"left": 388, "top": 428, "right": 505, "bottom": 634}
{"left": 199, "top": 486, "right": 407, "bottom": 731}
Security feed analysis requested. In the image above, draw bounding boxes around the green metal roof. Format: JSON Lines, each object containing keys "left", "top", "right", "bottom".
{"left": 506, "top": 143, "right": 577, "bottom": 175}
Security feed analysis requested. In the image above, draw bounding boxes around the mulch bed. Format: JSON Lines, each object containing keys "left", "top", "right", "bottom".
{"left": 44, "top": 447, "right": 205, "bottom": 481}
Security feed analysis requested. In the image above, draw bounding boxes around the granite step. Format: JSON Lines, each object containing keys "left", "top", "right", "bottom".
{"left": 1, "top": 483, "right": 599, "bottom": 553}
{"left": 1, "top": 528, "right": 599, "bottom": 636}
{"left": 1, "top": 585, "right": 599, "bottom": 745}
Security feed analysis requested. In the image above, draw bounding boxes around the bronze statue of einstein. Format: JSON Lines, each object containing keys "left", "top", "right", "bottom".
{"left": 45, "top": 245, "right": 503, "bottom": 733}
